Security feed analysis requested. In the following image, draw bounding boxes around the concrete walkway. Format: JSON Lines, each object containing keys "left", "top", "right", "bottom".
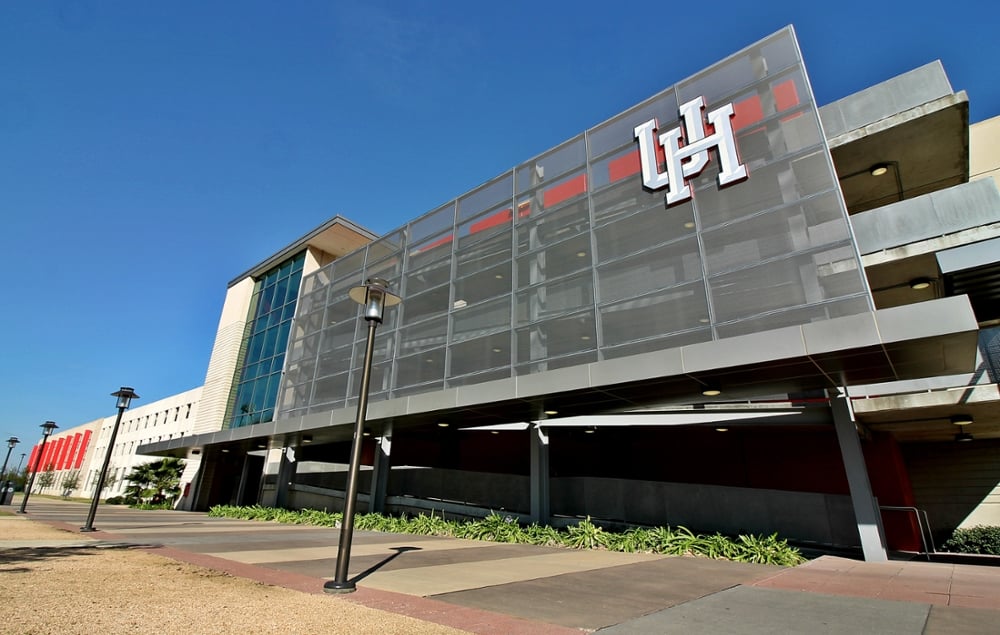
{"left": 5, "top": 498, "right": 999, "bottom": 634}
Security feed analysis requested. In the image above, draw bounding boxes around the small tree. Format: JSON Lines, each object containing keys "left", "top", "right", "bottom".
{"left": 36, "top": 463, "right": 56, "bottom": 492}
{"left": 101, "top": 470, "right": 118, "bottom": 494}
{"left": 60, "top": 470, "right": 81, "bottom": 496}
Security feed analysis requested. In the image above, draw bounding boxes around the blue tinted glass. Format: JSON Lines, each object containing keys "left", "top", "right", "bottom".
{"left": 227, "top": 250, "right": 306, "bottom": 428}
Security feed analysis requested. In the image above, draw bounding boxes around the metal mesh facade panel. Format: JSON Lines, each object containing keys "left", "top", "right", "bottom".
{"left": 275, "top": 27, "right": 871, "bottom": 419}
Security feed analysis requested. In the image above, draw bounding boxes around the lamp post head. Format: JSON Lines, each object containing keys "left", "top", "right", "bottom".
{"left": 112, "top": 386, "right": 139, "bottom": 410}
{"left": 40, "top": 421, "right": 58, "bottom": 437}
{"left": 348, "top": 278, "right": 401, "bottom": 324}
{"left": 6, "top": 437, "right": 18, "bottom": 449}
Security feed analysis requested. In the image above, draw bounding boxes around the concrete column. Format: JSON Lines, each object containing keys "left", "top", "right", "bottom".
{"left": 370, "top": 423, "right": 393, "bottom": 514}
{"left": 831, "top": 393, "right": 888, "bottom": 562}
{"left": 530, "top": 424, "right": 550, "bottom": 524}
{"left": 235, "top": 453, "right": 254, "bottom": 505}
{"left": 275, "top": 447, "right": 297, "bottom": 509}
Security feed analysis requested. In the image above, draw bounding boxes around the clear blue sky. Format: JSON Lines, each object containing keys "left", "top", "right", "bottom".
{"left": 2, "top": 1, "right": 997, "bottom": 452}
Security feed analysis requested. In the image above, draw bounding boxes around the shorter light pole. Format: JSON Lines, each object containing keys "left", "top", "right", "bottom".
{"left": 324, "top": 278, "right": 401, "bottom": 594}
{"left": 81, "top": 387, "right": 138, "bottom": 532}
{"left": 17, "top": 421, "right": 58, "bottom": 514}
{"left": 1, "top": 436, "right": 19, "bottom": 485}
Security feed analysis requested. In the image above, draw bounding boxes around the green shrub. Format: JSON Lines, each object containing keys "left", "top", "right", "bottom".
{"left": 104, "top": 496, "right": 125, "bottom": 505}
{"left": 459, "top": 512, "right": 526, "bottom": 543}
{"left": 523, "top": 522, "right": 564, "bottom": 547}
{"left": 206, "top": 505, "right": 805, "bottom": 566}
{"left": 943, "top": 526, "right": 1000, "bottom": 555}
{"left": 564, "top": 516, "right": 608, "bottom": 550}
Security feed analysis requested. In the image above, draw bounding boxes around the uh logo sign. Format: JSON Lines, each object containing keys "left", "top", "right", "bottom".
{"left": 633, "top": 96, "right": 748, "bottom": 206}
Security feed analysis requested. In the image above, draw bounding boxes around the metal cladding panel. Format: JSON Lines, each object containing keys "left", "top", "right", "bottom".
{"left": 276, "top": 26, "right": 871, "bottom": 419}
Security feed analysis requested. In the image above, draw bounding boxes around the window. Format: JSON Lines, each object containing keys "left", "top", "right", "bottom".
{"left": 227, "top": 251, "right": 305, "bottom": 428}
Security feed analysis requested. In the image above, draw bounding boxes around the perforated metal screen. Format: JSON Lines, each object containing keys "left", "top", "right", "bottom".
{"left": 277, "top": 27, "right": 871, "bottom": 419}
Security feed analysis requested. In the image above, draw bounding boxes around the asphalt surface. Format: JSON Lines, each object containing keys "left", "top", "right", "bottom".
{"left": 6, "top": 498, "right": 1000, "bottom": 634}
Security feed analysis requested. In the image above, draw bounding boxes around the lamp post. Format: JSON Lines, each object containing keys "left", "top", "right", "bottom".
{"left": 81, "top": 387, "right": 138, "bottom": 532}
{"left": 324, "top": 278, "right": 401, "bottom": 594}
{"left": 17, "top": 421, "right": 58, "bottom": 514}
{"left": 1, "top": 436, "right": 19, "bottom": 484}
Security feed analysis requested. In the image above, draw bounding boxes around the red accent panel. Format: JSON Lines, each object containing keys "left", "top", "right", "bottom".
{"left": 27, "top": 446, "right": 39, "bottom": 472}
{"left": 74, "top": 430, "right": 92, "bottom": 469}
{"left": 418, "top": 234, "right": 453, "bottom": 253}
{"left": 543, "top": 174, "right": 587, "bottom": 208}
{"left": 66, "top": 433, "right": 82, "bottom": 470}
{"left": 863, "top": 432, "right": 921, "bottom": 552}
{"left": 608, "top": 151, "right": 641, "bottom": 183}
{"left": 773, "top": 79, "right": 800, "bottom": 112}
{"left": 44, "top": 439, "right": 61, "bottom": 471}
{"left": 56, "top": 437, "right": 71, "bottom": 470}
{"left": 469, "top": 208, "right": 512, "bottom": 234}
{"left": 732, "top": 95, "right": 764, "bottom": 131}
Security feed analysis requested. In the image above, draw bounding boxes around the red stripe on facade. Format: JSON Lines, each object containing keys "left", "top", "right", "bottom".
{"left": 66, "top": 433, "right": 82, "bottom": 471}
{"left": 732, "top": 95, "right": 764, "bottom": 131}
{"left": 55, "top": 437, "right": 70, "bottom": 470}
{"left": 608, "top": 151, "right": 641, "bottom": 183}
{"left": 543, "top": 174, "right": 587, "bottom": 208}
{"left": 419, "top": 234, "right": 453, "bottom": 253}
{"left": 42, "top": 439, "right": 59, "bottom": 471}
{"left": 469, "top": 208, "right": 512, "bottom": 234}
{"left": 27, "top": 446, "right": 39, "bottom": 472}
{"left": 773, "top": 78, "right": 800, "bottom": 112}
{"left": 74, "top": 430, "right": 92, "bottom": 469}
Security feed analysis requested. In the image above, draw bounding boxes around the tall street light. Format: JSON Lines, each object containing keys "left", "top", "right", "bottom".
{"left": 324, "top": 277, "right": 401, "bottom": 594}
{"left": 81, "top": 387, "right": 139, "bottom": 532}
{"left": 1, "top": 436, "right": 19, "bottom": 487}
{"left": 17, "top": 421, "right": 58, "bottom": 514}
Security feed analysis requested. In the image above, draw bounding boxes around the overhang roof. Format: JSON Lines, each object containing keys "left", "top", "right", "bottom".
{"left": 228, "top": 215, "right": 379, "bottom": 287}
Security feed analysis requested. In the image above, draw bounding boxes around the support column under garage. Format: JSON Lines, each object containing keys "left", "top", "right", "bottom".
{"left": 831, "top": 393, "right": 888, "bottom": 562}
{"left": 370, "top": 423, "right": 392, "bottom": 514}
{"left": 530, "top": 423, "right": 550, "bottom": 524}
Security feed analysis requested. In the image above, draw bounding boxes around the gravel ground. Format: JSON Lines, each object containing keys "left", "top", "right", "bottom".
{"left": 0, "top": 513, "right": 465, "bottom": 635}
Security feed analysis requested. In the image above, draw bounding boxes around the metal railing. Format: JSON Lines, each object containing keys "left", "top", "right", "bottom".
{"left": 880, "top": 505, "right": 936, "bottom": 560}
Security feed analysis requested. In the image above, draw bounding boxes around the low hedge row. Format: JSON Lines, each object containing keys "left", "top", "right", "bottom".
{"left": 207, "top": 505, "right": 806, "bottom": 566}
{"left": 943, "top": 525, "right": 1000, "bottom": 555}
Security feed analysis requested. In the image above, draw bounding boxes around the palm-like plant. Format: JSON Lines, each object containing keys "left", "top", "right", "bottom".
{"left": 124, "top": 458, "right": 185, "bottom": 506}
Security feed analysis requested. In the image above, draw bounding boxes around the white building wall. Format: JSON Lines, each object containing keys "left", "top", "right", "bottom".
{"left": 26, "top": 419, "right": 101, "bottom": 498}
{"left": 83, "top": 387, "right": 202, "bottom": 502}
{"left": 971, "top": 115, "right": 1000, "bottom": 190}
{"left": 192, "top": 277, "right": 255, "bottom": 435}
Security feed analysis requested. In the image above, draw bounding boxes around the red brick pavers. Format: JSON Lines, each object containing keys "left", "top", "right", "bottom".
{"left": 754, "top": 555, "right": 1000, "bottom": 609}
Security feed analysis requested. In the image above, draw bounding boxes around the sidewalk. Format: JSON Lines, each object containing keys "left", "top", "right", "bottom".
{"left": 5, "top": 498, "right": 1000, "bottom": 633}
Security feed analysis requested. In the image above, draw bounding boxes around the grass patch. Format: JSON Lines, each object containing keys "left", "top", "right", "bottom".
{"left": 208, "top": 505, "right": 806, "bottom": 566}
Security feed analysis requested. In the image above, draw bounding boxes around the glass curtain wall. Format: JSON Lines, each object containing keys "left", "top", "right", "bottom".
{"left": 277, "top": 27, "right": 872, "bottom": 419}
{"left": 228, "top": 252, "right": 305, "bottom": 428}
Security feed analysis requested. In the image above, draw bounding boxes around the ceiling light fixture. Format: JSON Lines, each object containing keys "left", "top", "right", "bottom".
{"left": 544, "top": 409, "right": 558, "bottom": 416}
{"left": 955, "top": 432, "right": 974, "bottom": 442}
{"left": 701, "top": 381, "right": 722, "bottom": 397}
{"left": 909, "top": 277, "right": 932, "bottom": 290}
{"left": 715, "top": 427, "right": 729, "bottom": 432}
{"left": 437, "top": 422, "right": 449, "bottom": 428}
{"left": 950, "top": 415, "right": 973, "bottom": 427}
{"left": 869, "top": 163, "right": 890, "bottom": 177}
